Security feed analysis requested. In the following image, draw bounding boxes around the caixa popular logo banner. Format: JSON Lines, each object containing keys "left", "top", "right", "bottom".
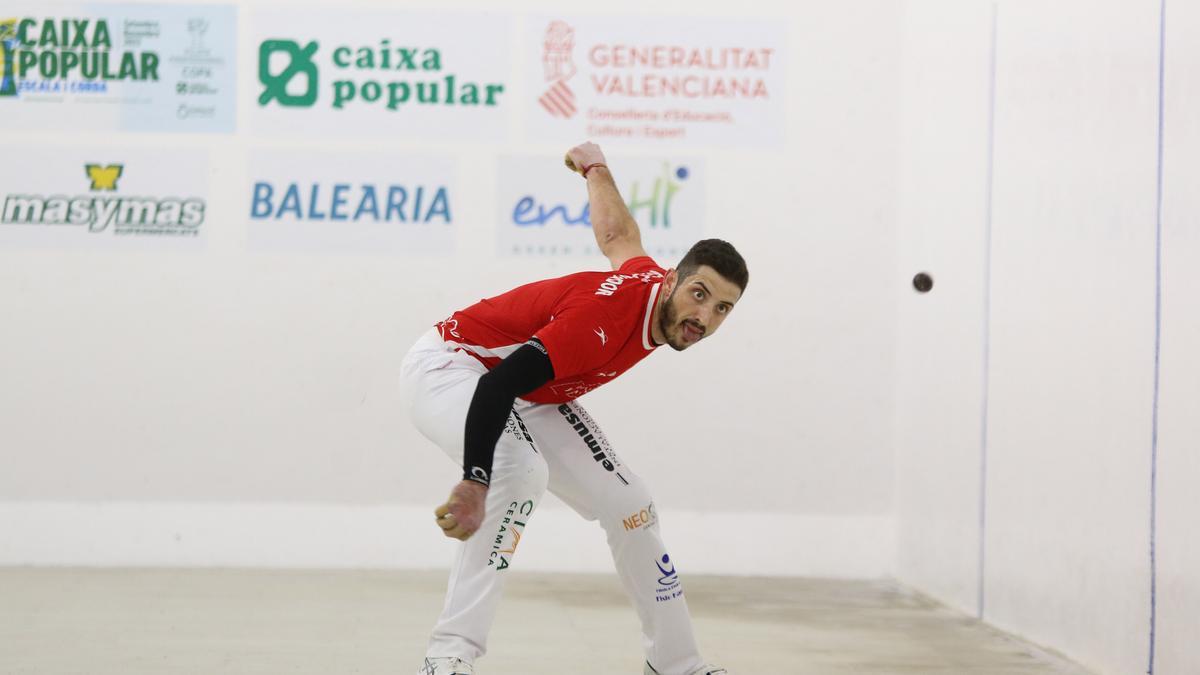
{"left": 0, "top": 4, "right": 235, "bottom": 132}
{"left": 525, "top": 15, "right": 785, "bottom": 146}
{"left": 246, "top": 149, "right": 456, "bottom": 256}
{"left": 0, "top": 147, "right": 209, "bottom": 249}
{"left": 496, "top": 155, "right": 703, "bottom": 260}
{"left": 250, "top": 8, "right": 510, "bottom": 139}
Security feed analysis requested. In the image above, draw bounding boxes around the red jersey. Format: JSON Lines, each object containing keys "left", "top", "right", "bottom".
{"left": 437, "top": 256, "right": 666, "bottom": 404}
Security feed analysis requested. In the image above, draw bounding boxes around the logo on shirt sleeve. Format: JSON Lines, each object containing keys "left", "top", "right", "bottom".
{"left": 594, "top": 326, "right": 608, "bottom": 346}
{"left": 593, "top": 269, "right": 664, "bottom": 296}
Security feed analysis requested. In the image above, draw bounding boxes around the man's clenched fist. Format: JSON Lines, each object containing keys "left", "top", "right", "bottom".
{"left": 565, "top": 141, "right": 607, "bottom": 176}
{"left": 434, "top": 480, "right": 488, "bottom": 541}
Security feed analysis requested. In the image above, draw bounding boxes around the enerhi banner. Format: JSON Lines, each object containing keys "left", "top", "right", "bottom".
{"left": 496, "top": 155, "right": 703, "bottom": 260}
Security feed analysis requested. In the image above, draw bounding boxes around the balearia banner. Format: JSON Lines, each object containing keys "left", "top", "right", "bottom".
{"left": 247, "top": 149, "right": 457, "bottom": 256}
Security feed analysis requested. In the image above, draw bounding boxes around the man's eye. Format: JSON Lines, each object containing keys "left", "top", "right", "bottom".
{"left": 693, "top": 290, "right": 704, "bottom": 300}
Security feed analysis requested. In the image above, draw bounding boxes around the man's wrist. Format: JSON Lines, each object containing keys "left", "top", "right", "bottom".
{"left": 582, "top": 162, "right": 608, "bottom": 179}
{"left": 463, "top": 466, "right": 491, "bottom": 487}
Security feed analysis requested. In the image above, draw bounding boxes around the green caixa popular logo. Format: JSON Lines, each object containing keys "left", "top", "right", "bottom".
{"left": 258, "top": 37, "right": 505, "bottom": 112}
{"left": 0, "top": 17, "right": 160, "bottom": 98}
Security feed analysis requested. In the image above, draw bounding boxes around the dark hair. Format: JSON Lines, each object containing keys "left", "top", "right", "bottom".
{"left": 676, "top": 239, "right": 748, "bottom": 292}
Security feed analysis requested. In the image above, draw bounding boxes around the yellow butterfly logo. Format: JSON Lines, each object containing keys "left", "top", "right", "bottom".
{"left": 85, "top": 164, "right": 124, "bottom": 191}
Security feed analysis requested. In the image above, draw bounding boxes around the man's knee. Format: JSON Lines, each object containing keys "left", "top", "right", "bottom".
{"left": 602, "top": 484, "right": 660, "bottom": 535}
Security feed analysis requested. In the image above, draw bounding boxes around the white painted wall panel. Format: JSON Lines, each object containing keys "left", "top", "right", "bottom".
{"left": 895, "top": 2, "right": 1199, "bottom": 674}
{"left": 894, "top": 0, "right": 993, "bottom": 615}
{"left": 1155, "top": 1, "right": 1200, "bottom": 672}
{"left": 978, "top": 2, "right": 1158, "bottom": 673}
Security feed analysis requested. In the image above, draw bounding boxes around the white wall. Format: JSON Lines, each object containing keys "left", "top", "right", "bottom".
{"left": 894, "top": 0, "right": 992, "bottom": 610}
{"left": 0, "top": 0, "right": 902, "bottom": 577}
{"left": 1157, "top": 3, "right": 1200, "bottom": 673}
{"left": 895, "top": 1, "right": 1199, "bottom": 674}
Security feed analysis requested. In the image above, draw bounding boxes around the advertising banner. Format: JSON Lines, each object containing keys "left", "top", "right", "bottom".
{"left": 0, "top": 146, "right": 209, "bottom": 250}
{"left": 524, "top": 15, "right": 785, "bottom": 146}
{"left": 250, "top": 8, "right": 511, "bottom": 139}
{"left": 496, "top": 154, "right": 703, "bottom": 260}
{"left": 0, "top": 3, "right": 236, "bottom": 132}
{"left": 247, "top": 150, "right": 457, "bottom": 256}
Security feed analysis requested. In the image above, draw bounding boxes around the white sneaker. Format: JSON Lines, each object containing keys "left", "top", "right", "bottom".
{"left": 417, "top": 656, "right": 474, "bottom": 675}
{"left": 644, "top": 662, "right": 729, "bottom": 675}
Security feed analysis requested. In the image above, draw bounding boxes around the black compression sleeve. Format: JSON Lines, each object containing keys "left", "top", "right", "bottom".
{"left": 461, "top": 340, "right": 555, "bottom": 486}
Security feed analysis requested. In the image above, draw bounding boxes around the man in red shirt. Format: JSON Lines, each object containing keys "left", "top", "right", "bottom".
{"left": 401, "top": 142, "right": 748, "bottom": 675}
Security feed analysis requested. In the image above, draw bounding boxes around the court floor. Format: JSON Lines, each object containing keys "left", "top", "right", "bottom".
{"left": 0, "top": 568, "right": 1093, "bottom": 674}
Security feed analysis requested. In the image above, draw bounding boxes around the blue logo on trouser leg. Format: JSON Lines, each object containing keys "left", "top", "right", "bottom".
{"left": 656, "top": 553, "right": 678, "bottom": 585}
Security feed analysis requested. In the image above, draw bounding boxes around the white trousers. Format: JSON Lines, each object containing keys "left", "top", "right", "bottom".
{"left": 401, "top": 329, "right": 704, "bottom": 675}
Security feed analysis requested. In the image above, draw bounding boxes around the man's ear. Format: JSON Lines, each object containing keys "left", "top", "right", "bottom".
{"left": 663, "top": 268, "right": 677, "bottom": 295}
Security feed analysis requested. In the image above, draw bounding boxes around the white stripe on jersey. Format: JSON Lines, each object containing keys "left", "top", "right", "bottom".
{"left": 641, "top": 283, "right": 662, "bottom": 351}
{"left": 455, "top": 341, "right": 525, "bottom": 361}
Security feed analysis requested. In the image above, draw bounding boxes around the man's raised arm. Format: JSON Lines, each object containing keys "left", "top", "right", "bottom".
{"left": 565, "top": 142, "right": 648, "bottom": 270}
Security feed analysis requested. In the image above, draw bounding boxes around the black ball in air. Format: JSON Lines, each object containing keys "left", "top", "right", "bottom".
{"left": 912, "top": 272, "right": 933, "bottom": 293}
